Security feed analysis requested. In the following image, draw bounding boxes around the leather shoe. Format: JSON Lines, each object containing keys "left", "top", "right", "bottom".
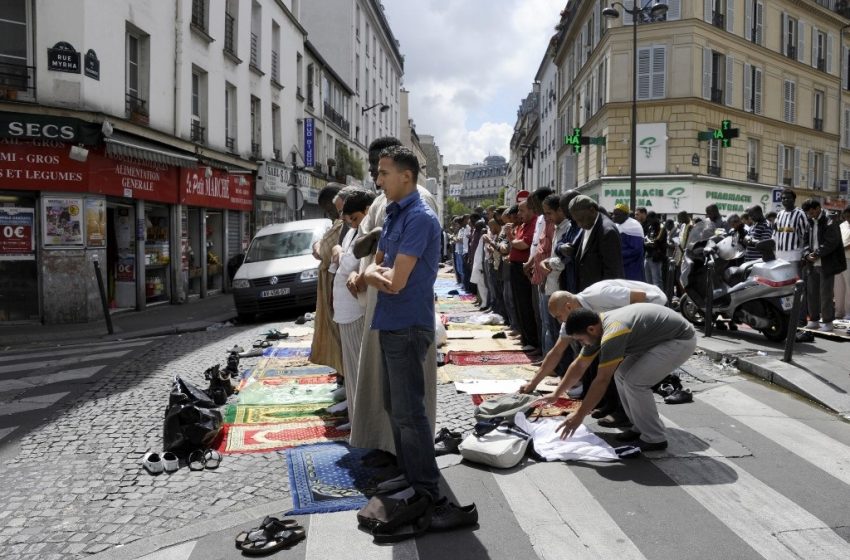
{"left": 590, "top": 408, "right": 612, "bottom": 419}
{"left": 616, "top": 429, "right": 642, "bottom": 442}
{"left": 664, "top": 388, "right": 693, "bottom": 405}
{"left": 597, "top": 413, "right": 632, "bottom": 428}
{"left": 428, "top": 497, "right": 478, "bottom": 531}
{"left": 636, "top": 439, "right": 668, "bottom": 451}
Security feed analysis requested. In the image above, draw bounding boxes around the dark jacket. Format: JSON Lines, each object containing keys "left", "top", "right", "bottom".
{"left": 644, "top": 222, "right": 667, "bottom": 262}
{"left": 576, "top": 213, "right": 624, "bottom": 290}
{"left": 804, "top": 212, "right": 847, "bottom": 276}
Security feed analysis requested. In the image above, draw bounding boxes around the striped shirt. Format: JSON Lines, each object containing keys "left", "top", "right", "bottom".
{"left": 772, "top": 207, "right": 809, "bottom": 253}
{"left": 745, "top": 220, "right": 774, "bottom": 261}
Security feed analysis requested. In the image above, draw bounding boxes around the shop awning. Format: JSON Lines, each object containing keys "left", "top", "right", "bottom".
{"left": 105, "top": 133, "right": 197, "bottom": 168}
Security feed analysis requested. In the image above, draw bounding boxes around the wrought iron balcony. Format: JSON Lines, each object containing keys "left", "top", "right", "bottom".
{"left": 271, "top": 50, "right": 280, "bottom": 83}
{"left": 707, "top": 165, "right": 722, "bottom": 177}
{"left": 324, "top": 101, "right": 351, "bottom": 134}
{"left": 224, "top": 12, "right": 236, "bottom": 55}
{"left": 782, "top": 175, "right": 793, "bottom": 186}
{"left": 250, "top": 32, "right": 259, "bottom": 68}
{"left": 817, "top": 57, "right": 826, "bottom": 72}
{"left": 814, "top": 117, "right": 824, "bottom": 131}
{"left": 747, "top": 170, "right": 759, "bottom": 182}
{"left": 712, "top": 12, "right": 725, "bottom": 29}
{"left": 125, "top": 93, "right": 148, "bottom": 123}
{"left": 711, "top": 87, "right": 723, "bottom": 103}
{"left": 225, "top": 136, "right": 235, "bottom": 152}
{"left": 273, "top": 148, "right": 281, "bottom": 161}
{"left": 0, "top": 62, "right": 36, "bottom": 100}
{"left": 190, "top": 120, "right": 205, "bottom": 143}
{"left": 786, "top": 45, "right": 797, "bottom": 60}
{"left": 251, "top": 142, "right": 261, "bottom": 159}
{"left": 191, "top": 0, "right": 206, "bottom": 31}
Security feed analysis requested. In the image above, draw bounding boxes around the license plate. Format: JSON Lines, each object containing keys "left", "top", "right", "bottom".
{"left": 780, "top": 296, "right": 794, "bottom": 311}
{"left": 260, "top": 287, "right": 290, "bottom": 298}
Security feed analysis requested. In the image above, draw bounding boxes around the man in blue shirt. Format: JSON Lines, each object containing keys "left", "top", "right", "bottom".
{"left": 364, "top": 145, "right": 441, "bottom": 503}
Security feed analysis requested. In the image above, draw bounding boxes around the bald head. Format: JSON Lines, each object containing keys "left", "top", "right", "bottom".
{"left": 548, "top": 290, "right": 582, "bottom": 324}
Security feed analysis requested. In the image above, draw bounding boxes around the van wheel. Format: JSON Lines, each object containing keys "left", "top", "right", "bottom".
{"left": 237, "top": 313, "right": 255, "bottom": 323}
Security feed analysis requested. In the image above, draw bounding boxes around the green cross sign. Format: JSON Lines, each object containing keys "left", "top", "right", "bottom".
{"left": 698, "top": 119, "right": 739, "bottom": 147}
{"left": 564, "top": 127, "right": 582, "bottom": 153}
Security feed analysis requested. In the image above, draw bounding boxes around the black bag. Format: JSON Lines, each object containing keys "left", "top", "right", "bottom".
{"left": 169, "top": 375, "right": 216, "bottom": 408}
{"left": 163, "top": 402, "right": 223, "bottom": 452}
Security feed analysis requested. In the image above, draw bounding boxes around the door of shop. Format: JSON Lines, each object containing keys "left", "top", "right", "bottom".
{"left": 106, "top": 203, "right": 136, "bottom": 311}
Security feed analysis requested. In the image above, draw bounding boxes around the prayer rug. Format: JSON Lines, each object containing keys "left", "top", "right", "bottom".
{"left": 458, "top": 294, "right": 478, "bottom": 302}
{"left": 446, "top": 351, "right": 532, "bottom": 366}
{"left": 436, "top": 363, "right": 537, "bottom": 384}
{"left": 261, "top": 374, "right": 339, "bottom": 386}
{"left": 254, "top": 364, "right": 337, "bottom": 380}
{"left": 236, "top": 382, "right": 338, "bottom": 405}
{"left": 285, "top": 442, "right": 392, "bottom": 514}
{"left": 217, "top": 420, "right": 349, "bottom": 454}
{"left": 444, "top": 337, "right": 523, "bottom": 353}
{"left": 224, "top": 403, "right": 345, "bottom": 424}
{"left": 263, "top": 347, "right": 313, "bottom": 358}
{"left": 446, "top": 330, "right": 499, "bottom": 339}
{"left": 471, "top": 395, "right": 581, "bottom": 417}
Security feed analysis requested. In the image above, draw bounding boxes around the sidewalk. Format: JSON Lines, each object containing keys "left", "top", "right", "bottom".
{"left": 694, "top": 326, "right": 850, "bottom": 420}
{"left": 0, "top": 294, "right": 238, "bottom": 349}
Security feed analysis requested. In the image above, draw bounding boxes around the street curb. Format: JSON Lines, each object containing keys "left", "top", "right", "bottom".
{"left": 88, "top": 497, "right": 296, "bottom": 560}
{"left": 697, "top": 340, "right": 850, "bottom": 419}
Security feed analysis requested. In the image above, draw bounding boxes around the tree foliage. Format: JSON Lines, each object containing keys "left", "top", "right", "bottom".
{"left": 334, "top": 145, "right": 365, "bottom": 181}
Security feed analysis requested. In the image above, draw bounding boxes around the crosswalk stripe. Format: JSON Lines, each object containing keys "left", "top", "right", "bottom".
{"left": 0, "top": 339, "right": 151, "bottom": 364}
{"left": 0, "top": 391, "right": 69, "bottom": 415}
{"left": 492, "top": 461, "right": 646, "bottom": 560}
{"left": 699, "top": 383, "right": 850, "bottom": 487}
{"left": 0, "top": 350, "right": 130, "bottom": 375}
{"left": 303, "top": 510, "right": 419, "bottom": 560}
{"left": 658, "top": 416, "right": 850, "bottom": 559}
{"left": 0, "top": 365, "right": 103, "bottom": 393}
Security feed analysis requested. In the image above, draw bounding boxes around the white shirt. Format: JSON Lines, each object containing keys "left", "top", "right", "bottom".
{"left": 332, "top": 228, "right": 365, "bottom": 324}
{"left": 841, "top": 220, "right": 850, "bottom": 260}
{"left": 544, "top": 220, "right": 569, "bottom": 296}
{"left": 580, "top": 214, "right": 600, "bottom": 258}
{"left": 559, "top": 279, "right": 668, "bottom": 338}
{"left": 528, "top": 214, "right": 546, "bottom": 260}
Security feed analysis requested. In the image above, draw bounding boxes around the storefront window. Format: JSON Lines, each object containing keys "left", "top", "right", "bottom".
{"left": 106, "top": 203, "right": 136, "bottom": 310}
{"left": 206, "top": 210, "right": 223, "bottom": 292}
{"left": 0, "top": 196, "right": 38, "bottom": 321}
{"left": 144, "top": 204, "right": 171, "bottom": 303}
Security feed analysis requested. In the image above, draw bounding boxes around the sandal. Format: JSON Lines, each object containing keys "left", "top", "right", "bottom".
{"left": 188, "top": 450, "right": 206, "bottom": 471}
{"left": 252, "top": 340, "right": 273, "bottom": 349}
{"left": 204, "top": 449, "right": 222, "bottom": 469}
{"left": 239, "top": 526, "right": 306, "bottom": 556}
{"left": 234, "top": 516, "right": 301, "bottom": 548}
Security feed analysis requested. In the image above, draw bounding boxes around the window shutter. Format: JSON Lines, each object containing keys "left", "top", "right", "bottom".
{"left": 755, "top": 1, "right": 763, "bottom": 45}
{"left": 703, "top": 47, "right": 713, "bottom": 100}
{"left": 794, "top": 147, "right": 801, "bottom": 187}
{"left": 652, "top": 46, "right": 666, "bottom": 99}
{"left": 744, "top": 63, "right": 753, "bottom": 112}
{"left": 777, "top": 143, "right": 785, "bottom": 185}
{"left": 745, "top": 0, "right": 753, "bottom": 41}
{"left": 791, "top": 81, "right": 796, "bottom": 122}
{"left": 825, "top": 153, "right": 832, "bottom": 191}
{"left": 624, "top": 0, "right": 634, "bottom": 25}
{"left": 781, "top": 14, "right": 787, "bottom": 56}
{"left": 844, "top": 106, "right": 850, "bottom": 148}
{"left": 704, "top": 0, "right": 713, "bottom": 23}
{"left": 754, "top": 67, "right": 763, "bottom": 115}
{"left": 828, "top": 34, "right": 834, "bottom": 73}
{"left": 637, "top": 47, "right": 651, "bottom": 100}
{"left": 579, "top": 32, "right": 585, "bottom": 67}
{"left": 593, "top": 8, "right": 600, "bottom": 46}
{"left": 845, "top": 46, "right": 850, "bottom": 89}
{"left": 798, "top": 20, "right": 806, "bottom": 64}
{"left": 808, "top": 150, "right": 815, "bottom": 187}
{"left": 667, "top": 0, "right": 681, "bottom": 21}
{"left": 726, "top": 0, "right": 735, "bottom": 34}
{"left": 812, "top": 27, "right": 818, "bottom": 67}
{"left": 725, "top": 56, "right": 734, "bottom": 106}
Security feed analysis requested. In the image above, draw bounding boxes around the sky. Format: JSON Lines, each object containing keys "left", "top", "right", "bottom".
{"left": 381, "top": 0, "right": 564, "bottom": 166}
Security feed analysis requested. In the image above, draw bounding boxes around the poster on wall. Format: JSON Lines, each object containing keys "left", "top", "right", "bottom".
{"left": 635, "top": 123, "right": 667, "bottom": 174}
{"left": 42, "top": 197, "right": 84, "bottom": 246}
{"left": 85, "top": 198, "right": 106, "bottom": 247}
{"left": 0, "top": 207, "right": 35, "bottom": 260}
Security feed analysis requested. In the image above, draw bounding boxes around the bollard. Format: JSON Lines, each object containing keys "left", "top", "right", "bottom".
{"left": 93, "top": 258, "right": 114, "bottom": 335}
{"left": 781, "top": 280, "right": 806, "bottom": 363}
{"left": 704, "top": 262, "right": 714, "bottom": 337}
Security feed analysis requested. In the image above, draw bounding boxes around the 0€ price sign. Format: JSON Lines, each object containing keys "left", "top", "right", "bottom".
{"left": 0, "top": 208, "right": 34, "bottom": 256}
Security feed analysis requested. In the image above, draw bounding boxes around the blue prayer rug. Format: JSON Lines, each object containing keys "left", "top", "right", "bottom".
{"left": 285, "top": 442, "right": 386, "bottom": 515}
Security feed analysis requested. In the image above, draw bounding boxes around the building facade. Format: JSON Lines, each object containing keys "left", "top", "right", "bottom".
{"left": 509, "top": 90, "right": 541, "bottom": 195}
{"left": 461, "top": 155, "right": 509, "bottom": 207}
{"left": 548, "top": 0, "right": 850, "bottom": 217}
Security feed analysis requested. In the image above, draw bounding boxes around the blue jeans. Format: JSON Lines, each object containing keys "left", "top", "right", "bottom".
{"left": 644, "top": 258, "right": 663, "bottom": 290}
{"left": 454, "top": 252, "right": 465, "bottom": 285}
{"left": 379, "top": 327, "right": 440, "bottom": 499}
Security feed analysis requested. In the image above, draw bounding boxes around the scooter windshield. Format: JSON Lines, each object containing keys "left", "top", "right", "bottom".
{"left": 685, "top": 222, "right": 716, "bottom": 251}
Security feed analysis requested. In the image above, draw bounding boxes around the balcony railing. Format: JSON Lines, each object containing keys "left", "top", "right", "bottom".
{"left": 273, "top": 148, "right": 281, "bottom": 161}
{"left": 125, "top": 92, "right": 148, "bottom": 123}
{"left": 224, "top": 12, "right": 236, "bottom": 55}
{"left": 271, "top": 50, "right": 280, "bottom": 83}
{"left": 711, "top": 87, "right": 723, "bottom": 103}
{"left": 786, "top": 45, "right": 797, "bottom": 59}
{"left": 225, "top": 136, "right": 235, "bottom": 152}
{"left": 817, "top": 57, "right": 826, "bottom": 71}
{"left": 813, "top": 179, "right": 824, "bottom": 190}
{"left": 324, "top": 101, "right": 351, "bottom": 134}
{"left": 250, "top": 32, "right": 259, "bottom": 68}
{"left": 0, "top": 62, "right": 36, "bottom": 100}
{"left": 782, "top": 175, "right": 793, "bottom": 186}
{"left": 747, "top": 170, "right": 759, "bottom": 182}
{"left": 712, "top": 12, "right": 725, "bottom": 29}
{"left": 707, "top": 165, "right": 722, "bottom": 177}
{"left": 190, "top": 120, "right": 205, "bottom": 143}
{"left": 814, "top": 117, "right": 824, "bottom": 131}
{"left": 251, "top": 142, "right": 261, "bottom": 159}
{"left": 191, "top": 0, "right": 206, "bottom": 31}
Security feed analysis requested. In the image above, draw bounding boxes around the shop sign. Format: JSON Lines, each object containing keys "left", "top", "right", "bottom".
{"left": 89, "top": 151, "right": 179, "bottom": 204}
{"left": 0, "top": 139, "right": 88, "bottom": 192}
{"left": 636, "top": 123, "right": 666, "bottom": 174}
{"left": 84, "top": 49, "right": 100, "bottom": 80}
{"left": 42, "top": 196, "right": 84, "bottom": 247}
{"left": 0, "top": 207, "right": 35, "bottom": 259}
{"left": 117, "top": 256, "right": 135, "bottom": 281}
{"left": 180, "top": 167, "right": 254, "bottom": 211}
{"left": 304, "top": 118, "right": 315, "bottom": 167}
{"left": 85, "top": 198, "right": 106, "bottom": 247}
{"left": 256, "top": 161, "right": 291, "bottom": 197}
{"left": 0, "top": 114, "right": 101, "bottom": 144}
{"left": 595, "top": 181, "right": 773, "bottom": 215}
{"left": 47, "top": 42, "right": 81, "bottom": 74}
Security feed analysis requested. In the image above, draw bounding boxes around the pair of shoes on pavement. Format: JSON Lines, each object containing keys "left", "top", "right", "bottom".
{"left": 142, "top": 451, "right": 179, "bottom": 474}
{"left": 614, "top": 429, "right": 668, "bottom": 451}
{"left": 434, "top": 428, "right": 462, "bottom": 456}
{"left": 664, "top": 388, "right": 693, "bottom": 404}
{"left": 235, "top": 516, "right": 306, "bottom": 556}
{"left": 187, "top": 449, "right": 222, "bottom": 471}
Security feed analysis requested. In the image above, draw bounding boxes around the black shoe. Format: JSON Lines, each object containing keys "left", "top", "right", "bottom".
{"left": 636, "top": 439, "right": 668, "bottom": 452}
{"left": 591, "top": 407, "right": 613, "bottom": 419}
{"left": 597, "top": 413, "right": 632, "bottom": 428}
{"left": 428, "top": 497, "right": 479, "bottom": 532}
{"left": 492, "top": 331, "right": 507, "bottom": 339}
{"left": 664, "top": 388, "right": 693, "bottom": 405}
{"left": 434, "top": 428, "right": 462, "bottom": 456}
{"left": 616, "top": 429, "right": 642, "bottom": 442}
{"left": 795, "top": 331, "right": 815, "bottom": 343}
{"left": 362, "top": 450, "right": 397, "bottom": 469}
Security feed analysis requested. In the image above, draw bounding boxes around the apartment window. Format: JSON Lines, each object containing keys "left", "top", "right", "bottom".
{"left": 191, "top": 0, "right": 208, "bottom": 32}
{"left": 365, "top": 68, "right": 370, "bottom": 105}
{"left": 782, "top": 14, "right": 799, "bottom": 60}
{"left": 250, "top": 1, "right": 261, "bottom": 70}
{"left": 125, "top": 29, "right": 149, "bottom": 118}
{"left": 355, "top": 55, "right": 360, "bottom": 93}
{"left": 813, "top": 90, "right": 824, "bottom": 131}
{"left": 707, "top": 136, "right": 721, "bottom": 176}
{"left": 747, "top": 138, "right": 759, "bottom": 182}
{"left": 584, "top": 80, "right": 592, "bottom": 120}
{"left": 844, "top": 105, "right": 850, "bottom": 148}
{"left": 813, "top": 29, "right": 827, "bottom": 71}
{"left": 271, "top": 21, "right": 280, "bottom": 84}
{"left": 365, "top": 23, "right": 370, "bottom": 56}
{"left": 272, "top": 104, "right": 281, "bottom": 161}
{"left": 306, "top": 63, "right": 314, "bottom": 106}
{"left": 636, "top": 45, "right": 666, "bottom": 100}
{"left": 745, "top": 0, "right": 763, "bottom": 45}
{"left": 225, "top": 83, "right": 236, "bottom": 152}
{"left": 0, "top": 0, "right": 33, "bottom": 98}
{"left": 810, "top": 151, "right": 824, "bottom": 189}
{"left": 743, "top": 63, "right": 763, "bottom": 115}
{"left": 710, "top": 51, "right": 725, "bottom": 103}
{"left": 778, "top": 144, "right": 798, "bottom": 187}
{"left": 585, "top": 18, "right": 593, "bottom": 59}
{"left": 709, "top": 0, "right": 726, "bottom": 29}
{"left": 596, "top": 58, "right": 607, "bottom": 112}
{"left": 250, "top": 95, "right": 261, "bottom": 158}
{"left": 190, "top": 68, "right": 207, "bottom": 143}
{"left": 224, "top": 0, "right": 238, "bottom": 56}
{"left": 356, "top": 5, "right": 361, "bottom": 41}
{"left": 783, "top": 79, "right": 796, "bottom": 123}
{"left": 373, "top": 36, "right": 377, "bottom": 67}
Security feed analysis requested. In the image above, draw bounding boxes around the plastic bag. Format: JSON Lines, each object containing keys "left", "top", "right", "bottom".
{"left": 163, "top": 402, "right": 222, "bottom": 452}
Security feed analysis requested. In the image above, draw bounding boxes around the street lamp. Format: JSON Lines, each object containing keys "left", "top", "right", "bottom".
{"left": 362, "top": 102, "right": 390, "bottom": 115}
{"left": 603, "top": 0, "right": 668, "bottom": 214}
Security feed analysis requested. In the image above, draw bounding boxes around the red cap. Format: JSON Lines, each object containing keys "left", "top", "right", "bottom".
{"left": 516, "top": 190, "right": 530, "bottom": 203}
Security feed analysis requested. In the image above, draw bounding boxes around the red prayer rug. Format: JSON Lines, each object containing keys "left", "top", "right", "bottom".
{"left": 217, "top": 420, "right": 349, "bottom": 454}
{"left": 446, "top": 351, "right": 532, "bottom": 366}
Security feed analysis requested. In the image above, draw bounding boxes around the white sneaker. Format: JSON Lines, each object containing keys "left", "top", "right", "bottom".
{"left": 142, "top": 452, "right": 164, "bottom": 475}
{"left": 161, "top": 451, "right": 180, "bottom": 473}
{"left": 819, "top": 322, "right": 834, "bottom": 332}
{"left": 567, "top": 383, "right": 583, "bottom": 399}
{"left": 806, "top": 321, "right": 820, "bottom": 329}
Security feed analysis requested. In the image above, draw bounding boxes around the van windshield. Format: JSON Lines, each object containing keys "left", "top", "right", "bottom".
{"left": 243, "top": 230, "right": 318, "bottom": 263}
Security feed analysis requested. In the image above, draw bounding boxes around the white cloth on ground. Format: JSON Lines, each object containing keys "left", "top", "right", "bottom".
{"left": 513, "top": 412, "right": 618, "bottom": 462}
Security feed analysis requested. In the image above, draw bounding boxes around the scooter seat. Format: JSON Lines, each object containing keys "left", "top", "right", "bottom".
{"left": 723, "top": 265, "right": 749, "bottom": 286}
